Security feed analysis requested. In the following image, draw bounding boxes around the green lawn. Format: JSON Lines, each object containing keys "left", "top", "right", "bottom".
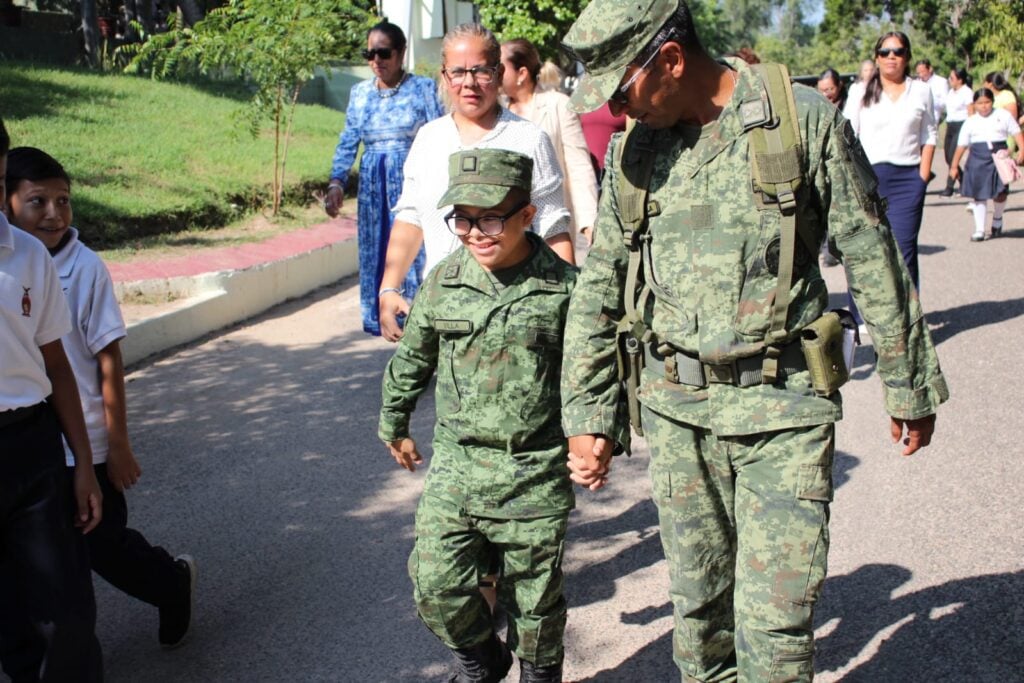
{"left": 0, "top": 61, "right": 343, "bottom": 246}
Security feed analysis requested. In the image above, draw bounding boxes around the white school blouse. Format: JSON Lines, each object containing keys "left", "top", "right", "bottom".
{"left": 843, "top": 78, "right": 937, "bottom": 165}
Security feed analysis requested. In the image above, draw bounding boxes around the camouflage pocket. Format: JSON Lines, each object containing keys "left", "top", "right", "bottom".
{"left": 514, "top": 326, "right": 562, "bottom": 423}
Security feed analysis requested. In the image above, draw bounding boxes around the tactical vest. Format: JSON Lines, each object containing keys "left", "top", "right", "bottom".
{"left": 614, "top": 63, "right": 819, "bottom": 436}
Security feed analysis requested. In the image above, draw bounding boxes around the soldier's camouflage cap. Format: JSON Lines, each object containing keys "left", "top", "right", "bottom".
{"left": 436, "top": 149, "right": 533, "bottom": 208}
{"left": 563, "top": 0, "right": 678, "bottom": 112}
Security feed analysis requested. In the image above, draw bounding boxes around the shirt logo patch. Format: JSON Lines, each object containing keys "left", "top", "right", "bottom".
{"left": 21, "top": 287, "right": 31, "bottom": 317}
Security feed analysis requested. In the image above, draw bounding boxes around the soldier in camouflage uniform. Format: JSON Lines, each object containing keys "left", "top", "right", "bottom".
{"left": 379, "top": 149, "right": 577, "bottom": 683}
{"left": 559, "top": 1, "right": 949, "bottom": 681}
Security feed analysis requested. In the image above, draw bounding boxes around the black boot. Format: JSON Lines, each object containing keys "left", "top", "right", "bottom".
{"left": 519, "top": 659, "right": 563, "bottom": 682}
{"left": 447, "top": 633, "right": 513, "bottom": 683}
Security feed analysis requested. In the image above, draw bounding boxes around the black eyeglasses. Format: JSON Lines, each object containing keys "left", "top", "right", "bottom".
{"left": 444, "top": 202, "right": 529, "bottom": 236}
{"left": 362, "top": 48, "right": 394, "bottom": 61}
{"left": 609, "top": 48, "right": 660, "bottom": 106}
{"left": 876, "top": 47, "right": 907, "bottom": 58}
{"left": 442, "top": 65, "right": 499, "bottom": 86}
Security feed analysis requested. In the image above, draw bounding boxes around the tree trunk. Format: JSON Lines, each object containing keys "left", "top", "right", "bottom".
{"left": 80, "top": 0, "right": 100, "bottom": 67}
{"left": 123, "top": 0, "right": 155, "bottom": 37}
{"left": 176, "top": 0, "right": 205, "bottom": 27}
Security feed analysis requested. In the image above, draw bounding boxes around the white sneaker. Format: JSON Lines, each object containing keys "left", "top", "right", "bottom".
{"left": 971, "top": 231, "right": 985, "bottom": 242}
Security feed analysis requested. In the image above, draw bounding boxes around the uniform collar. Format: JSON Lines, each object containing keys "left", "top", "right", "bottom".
{"left": 51, "top": 227, "right": 82, "bottom": 278}
{"left": 0, "top": 212, "right": 12, "bottom": 251}
{"left": 440, "top": 232, "right": 567, "bottom": 296}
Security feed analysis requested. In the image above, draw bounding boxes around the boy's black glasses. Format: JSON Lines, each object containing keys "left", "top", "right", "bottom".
{"left": 444, "top": 202, "right": 529, "bottom": 236}
{"left": 876, "top": 47, "right": 907, "bottom": 58}
{"left": 362, "top": 48, "right": 394, "bottom": 60}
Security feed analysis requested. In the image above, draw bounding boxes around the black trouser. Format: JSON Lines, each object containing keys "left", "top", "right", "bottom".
{"left": 945, "top": 121, "right": 965, "bottom": 191}
{"left": 0, "top": 402, "right": 103, "bottom": 683}
{"left": 87, "top": 462, "right": 183, "bottom": 609}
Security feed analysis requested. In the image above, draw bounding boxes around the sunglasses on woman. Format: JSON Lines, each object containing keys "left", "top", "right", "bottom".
{"left": 362, "top": 48, "right": 394, "bottom": 60}
{"left": 876, "top": 47, "right": 907, "bottom": 58}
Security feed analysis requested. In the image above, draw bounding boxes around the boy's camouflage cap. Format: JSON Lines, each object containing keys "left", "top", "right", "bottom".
{"left": 563, "top": 0, "right": 678, "bottom": 112}
{"left": 437, "top": 149, "right": 533, "bottom": 208}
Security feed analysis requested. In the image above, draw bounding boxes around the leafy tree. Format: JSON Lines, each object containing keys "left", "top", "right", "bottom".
{"left": 477, "top": 0, "right": 589, "bottom": 62}
{"left": 126, "top": 0, "right": 376, "bottom": 214}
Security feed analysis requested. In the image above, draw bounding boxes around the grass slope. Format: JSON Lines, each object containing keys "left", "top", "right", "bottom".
{"left": 0, "top": 61, "right": 343, "bottom": 246}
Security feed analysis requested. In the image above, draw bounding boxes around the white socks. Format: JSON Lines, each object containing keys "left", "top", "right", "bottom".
{"left": 969, "top": 201, "right": 987, "bottom": 236}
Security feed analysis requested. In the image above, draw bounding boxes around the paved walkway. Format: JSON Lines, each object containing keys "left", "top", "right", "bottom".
{"left": 106, "top": 217, "right": 357, "bottom": 284}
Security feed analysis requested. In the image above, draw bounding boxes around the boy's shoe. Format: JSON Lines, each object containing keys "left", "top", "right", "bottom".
{"left": 159, "top": 554, "right": 197, "bottom": 649}
{"left": 520, "top": 659, "right": 563, "bottom": 682}
{"left": 991, "top": 219, "right": 1003, "bottom": 237}
{"left": 971, "top": 231, "right": 985, "bottom": 242}
{"left": 448, "top": 634, "right": 512, "bottom": 683}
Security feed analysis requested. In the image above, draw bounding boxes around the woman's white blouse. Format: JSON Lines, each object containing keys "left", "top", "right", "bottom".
{"left": 843, "top": 78, "right": 937, "bottom": 165}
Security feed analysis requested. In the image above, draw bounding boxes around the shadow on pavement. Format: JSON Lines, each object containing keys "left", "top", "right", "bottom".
{"left": 815, "top": 565, "right": 1024, "bottom": 680}
{"left": 926, "top": 297, "right": 1024, "bottom": 345}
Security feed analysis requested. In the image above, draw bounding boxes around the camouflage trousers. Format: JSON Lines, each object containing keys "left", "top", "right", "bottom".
{"left": 408, "top": 494, "right": 568, "bottom": 666}
{"left": 643, "top": 406, "right": 834, "bottom": 682}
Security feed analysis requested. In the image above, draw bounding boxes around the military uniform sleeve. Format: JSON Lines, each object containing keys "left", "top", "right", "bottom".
{"left": 378, "top": 277, "right": 440, "bottom": 442}
{"left": 818, "top": 111, "right": 949, "bottom": 419}
{"left": 560, "top": 134, "right": 631, "bottom": 450}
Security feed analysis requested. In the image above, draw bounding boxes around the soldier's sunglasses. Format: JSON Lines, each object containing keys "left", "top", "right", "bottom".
{"left": 444, "top": 202, "right": 529, "bottom": 236}
{"left": 609, "top": 48, "right": 660, "bottom": 106}
{"left": 362, "top": 48, "right": 394, "bottom": 60}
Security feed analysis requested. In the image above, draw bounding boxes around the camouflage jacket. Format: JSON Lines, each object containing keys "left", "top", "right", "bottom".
{"left": 561, "top": 58, "right": 949, "bottom": 446}
{"left": 379, "top": 232, "right": 578, "bottom": 519}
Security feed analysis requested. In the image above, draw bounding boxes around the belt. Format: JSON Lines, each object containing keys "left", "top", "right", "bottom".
{"left": 0, "top": 402, "right": 45, "bottom": 429}
{"left": 645, "top": 341, "right": 806, "bottom": 388}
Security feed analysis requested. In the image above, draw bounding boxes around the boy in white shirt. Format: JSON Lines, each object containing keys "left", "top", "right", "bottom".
{"left": 3, "top": 146, "right": 198, "bottom": 655}
{"left": 0, "top": 118, "right": 103, "bottom": 681}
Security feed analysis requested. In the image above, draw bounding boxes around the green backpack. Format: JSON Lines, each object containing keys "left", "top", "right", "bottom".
{"left": 613, "top": 63, "right": 816, "bottom": 436}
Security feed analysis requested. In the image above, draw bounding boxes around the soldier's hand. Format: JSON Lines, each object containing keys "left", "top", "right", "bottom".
{"left": 388, "top": 438, "right": 423, "bottom": 472}
{"left": 568, "top": 434, "right": 612, "bottom": 491}
{"left": 380, "top": 291, "right": 410, "bottom": 343}
{"left": 890, "top": 414, "right": 936, "bottom": 456}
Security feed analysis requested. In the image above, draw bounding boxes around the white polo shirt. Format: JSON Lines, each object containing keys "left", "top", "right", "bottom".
{"left": 945, "top": 85, "right": 973, "bottom": 124}
{"left": 843, "top": 78, "right": 938, "bottom": 166}
{"left": 0, "top": 211, "right": 72, "bottom": 412}
{"left": 393, "top": 107, "right": 571, "bottom": 275}
{"left": 52, "top": 228, "right": 127, "bottom": 465}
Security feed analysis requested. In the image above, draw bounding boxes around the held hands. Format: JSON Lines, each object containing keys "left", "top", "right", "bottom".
{"left": 106, "top": 443, "right": 142, "bottom": 492}
{"left": 379, "top": 290, "right": 410, "bottom": 342}
{"left": 567, "top": 434, "right": 613, "bottom": 491}
{"left": 388, "top": 437, "right": 423, "bottom": 472}
{"left": 890, "top": 414, "right": 936, "bottom": 456}
{"left": 324, "top": 185, "right": 344, "bottom": 218}
{"left": 73, "top": 464, "right": 103, "bottom": 534}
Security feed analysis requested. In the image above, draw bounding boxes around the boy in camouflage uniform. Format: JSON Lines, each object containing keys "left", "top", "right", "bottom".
{"left": 379, "top": 149, "right": 577, "bottom": 682}
{"left": 559, "top": 1, "right": 948, "bottom": 681}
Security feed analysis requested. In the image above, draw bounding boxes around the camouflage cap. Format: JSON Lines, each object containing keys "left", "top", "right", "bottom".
{"left": 436, "top": 149, "right": 533, "bottom": 208}
{"left": 563, "top": 0, "right": 678, "bottom": 112}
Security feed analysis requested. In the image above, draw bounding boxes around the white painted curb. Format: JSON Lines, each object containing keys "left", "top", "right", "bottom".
{"left": 117, "top": 238, "right": 359, "bottom": 366}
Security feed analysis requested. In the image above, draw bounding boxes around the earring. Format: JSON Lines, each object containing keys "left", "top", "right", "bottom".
{"left": 517, "top": 79, "right": 523, "bottom": 87}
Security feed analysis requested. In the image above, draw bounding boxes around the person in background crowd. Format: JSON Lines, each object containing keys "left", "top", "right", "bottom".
{"left": 502, "top": 38, "right": 598, "bottom": 246}
{"left": 848, "top": 58, "right": 876, "bottom": 103}
{"left": 324, "top": 21, "right": 444, "bottom": 336}
{"left": 579, "top": 102, "right": 627, "bottom": 186}
{"left": 537, "top": 60, "right": 566, "bottom": 93}
{"left": 817, "top": 67, "right": 848, "bottom": 111}
{"left": 377, "top": 23, "right": 574, "bottom": 342}
{"left": 949, "top": 87, "right": 1024, "bottom": 241}
{"left": 915, "top": 58, "right": 949, "bottom": 125}
{"left": 942, "top": 67, "right": 974, "bottom": 197}
{"left": 984, "top": 72, "right": 1021, "bottom": 153}
{"left": 843, "top": 31, "right": 936, "bottom": 326}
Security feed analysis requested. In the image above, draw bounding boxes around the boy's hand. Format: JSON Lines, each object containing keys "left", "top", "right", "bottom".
{"left": 106, "top": 444, "right": 142, "bottom": 492}
{"left": 388, "top": 438, "right": 423, "bottom": 472}
{"left": 73, "top": 465, "right": 103, "bottom": 534}
{"left": 567, "top": 434, "right": 612, "bottom": 491}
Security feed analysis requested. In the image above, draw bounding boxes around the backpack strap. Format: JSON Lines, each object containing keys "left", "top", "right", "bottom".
{"left": 748, "top": 63, "right": 805, "bottom": 383}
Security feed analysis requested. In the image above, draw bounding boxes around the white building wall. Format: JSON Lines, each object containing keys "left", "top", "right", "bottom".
{"left": 379, "top": 0, "right": 477, "bottom": 72}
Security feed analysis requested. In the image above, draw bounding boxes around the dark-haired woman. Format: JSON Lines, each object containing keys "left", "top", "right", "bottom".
{"left": 843, "top": 32, "right": 936, "bottom": 312}
{"left": 325, "top": 21, "right": 444, "bottom": 336}
{"left": 941, "top": 67, "right": 973, "bottom": 196}
{"left": 501, "top": 38, "right": 598, "bottom": 246}
{"left": 816, "top": 68, "right": 847, "bottom": 111}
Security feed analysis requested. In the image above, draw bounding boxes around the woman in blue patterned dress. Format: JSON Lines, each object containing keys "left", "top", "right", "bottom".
{"left": 325, "top": 21, "right": 444, "bottom": 335}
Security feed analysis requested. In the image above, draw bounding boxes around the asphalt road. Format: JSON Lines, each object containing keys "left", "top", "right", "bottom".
{"left": 52, "top": 179, "right": 1024, "bottom": 681}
